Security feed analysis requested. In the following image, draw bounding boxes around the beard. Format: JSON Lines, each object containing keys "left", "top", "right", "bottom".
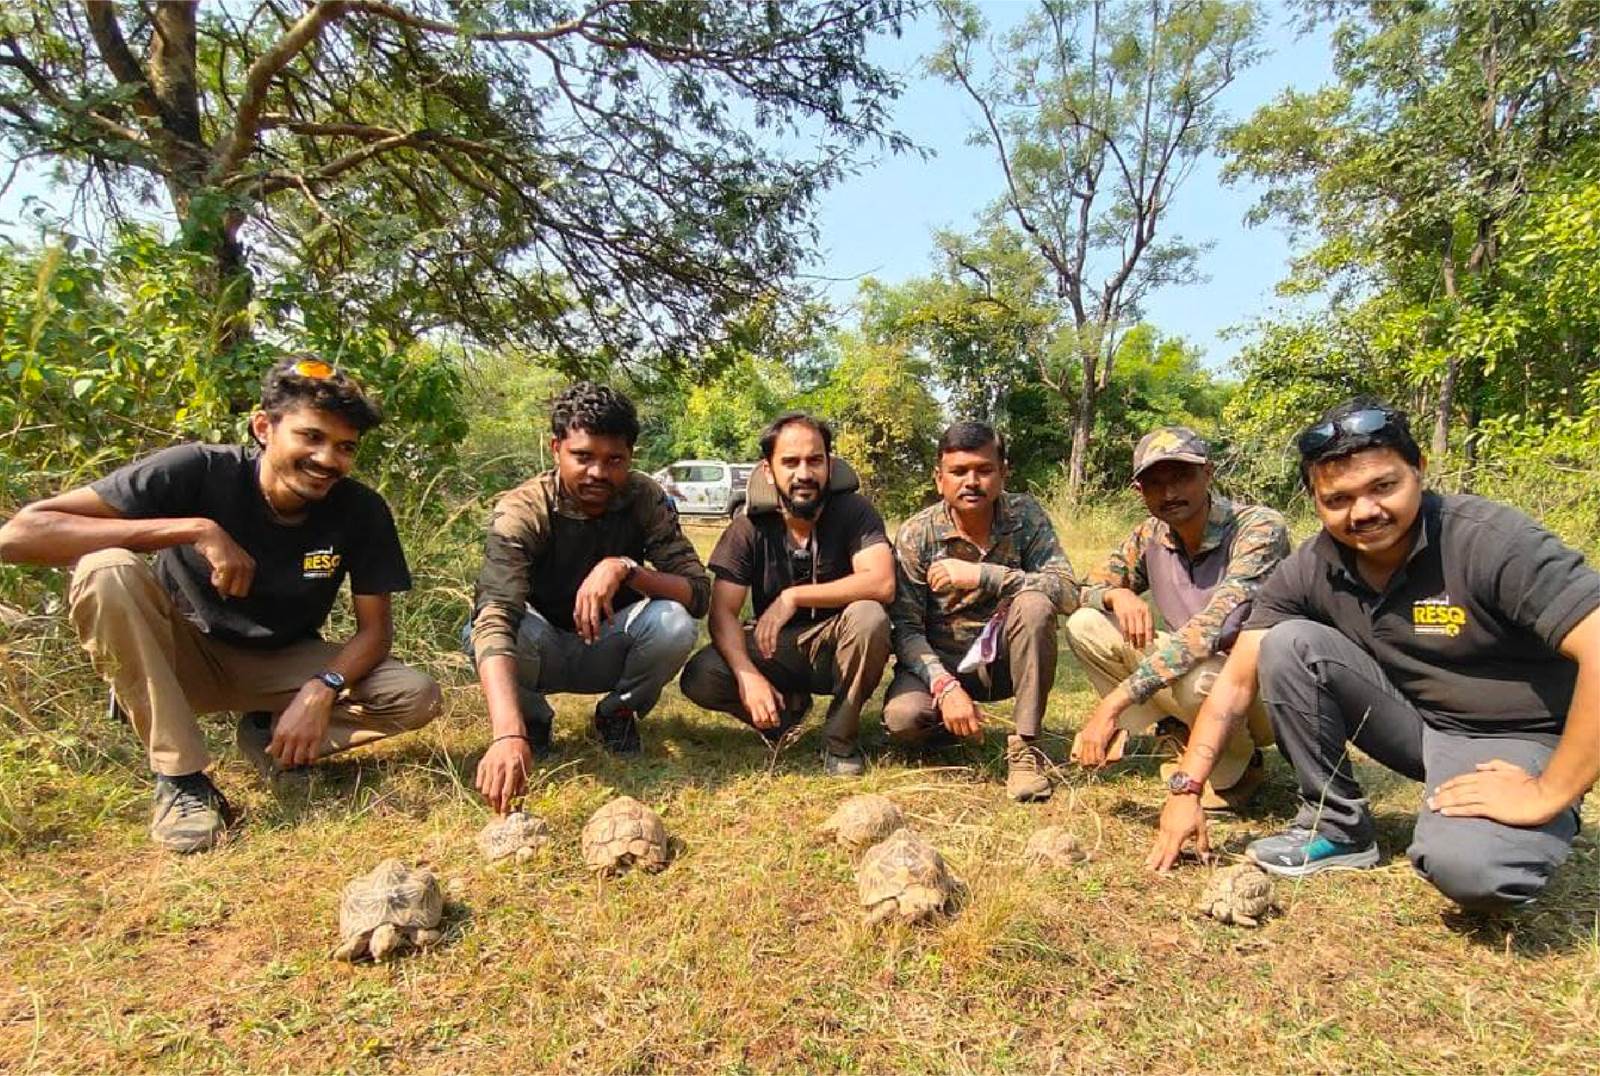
{"left": 780, "top": 482, "right": 826, "bottom": 520}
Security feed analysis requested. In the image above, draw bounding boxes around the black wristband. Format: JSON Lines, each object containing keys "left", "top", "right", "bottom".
{"left": 490, "top": 733, "right": 530, "bottom": 747}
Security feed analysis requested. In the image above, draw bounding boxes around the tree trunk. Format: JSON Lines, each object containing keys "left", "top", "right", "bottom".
{"left": 1066, "top": 349, "right": 1097, "bottom": 498}
{"left": 1432, "top": 234, "right": 1460, "bottom": 462}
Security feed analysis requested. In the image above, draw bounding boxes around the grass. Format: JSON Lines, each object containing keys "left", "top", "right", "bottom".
{"left": 0, "top": 506, "right": 1596, "bottom": 1073}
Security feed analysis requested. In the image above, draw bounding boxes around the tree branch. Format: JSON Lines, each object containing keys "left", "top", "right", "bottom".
{"left": 210, "top": 0, "right": 348, "bottom": 183}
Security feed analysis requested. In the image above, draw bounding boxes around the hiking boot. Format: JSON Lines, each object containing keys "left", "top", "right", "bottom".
{"left": 524, "top": 711, "right": 553, "bottom": 755}
{"left": 235, "top": 711, "right": 279, "bottom": 781}
{"left": 1005, "top": 734, "right": 1053, "bottom": 802}
{"left": 150, "top": 771, "right": 233, "bottom": 853}
{"left": 759, "top": 693, "right": 811, "bottom": 747}
{"left": 1246, "top": 826, "right": 1379, "bottom": 877}
{"left": 1208, "top": 750, "right": 1267, "bottom": 815}
{"left": 821, "top": 748, "right": 866, "bottom": 778}
{"left": 593, "top": 706, "right": 642, "bottom": 756}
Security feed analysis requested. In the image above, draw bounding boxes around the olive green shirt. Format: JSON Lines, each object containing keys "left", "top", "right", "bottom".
{"left": 470, "top": 471, "right": 710, "bottom": 664}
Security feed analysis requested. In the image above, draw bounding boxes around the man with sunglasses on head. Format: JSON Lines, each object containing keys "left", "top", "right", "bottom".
{"left": 1066, "top": 427, "right": 1290, "bottom": 811}
{"left": 679, "top": 412, "right": 894, "bottom": 776}
{"left": 1146, "top": 396, "right": 1599, "bottom": 913}
{"left": 469, "top": 382, "right": 708, "bottom": 812}
{"left": 885, "top": 422, "right": 1078, "bottom": 802}
{"left": 0, "top": 357, "right": 442, "bottom": 853}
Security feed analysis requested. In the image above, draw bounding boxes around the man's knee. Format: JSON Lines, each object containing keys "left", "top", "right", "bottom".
{"left": 68, "top": 548, "right": 151, "bottom": 606}
{"left": 1009, "top": 590, "right": 1058, "bottom": 628}
{"left": 1409, "top": 823, "right": 1563, "bottom": 911}
{"left": 839, "top": 600, "right": 891, "bottom": 647}
{"left": 882, "top": 691, "right": 934, "bottom": 742}
{"left": 637, "top": 600, "right": 699, "bottom": 654}
{"left": 1258, "top": 619, "right": 1344, "bottom": 687}
{"left": 384, "top": 667, "right": 443, "bottom": 732}
{"left": 678, "top": 644, "right": 730, "bottom": 708}
{"left": 1065, "top": 606, "right": 1120, "bottom": 655}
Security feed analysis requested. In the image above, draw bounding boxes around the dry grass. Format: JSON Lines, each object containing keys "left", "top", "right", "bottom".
{"left": 0, "top": 510, "right": 1596, "bottom": 1074}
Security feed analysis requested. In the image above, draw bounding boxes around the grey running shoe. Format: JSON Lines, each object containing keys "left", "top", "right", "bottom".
{"left": 150, "top": 772, "right": 233, "bottom": 853}
{"left": 1005, "top": 734, "right": 1054, "bottom": 802}
{"left": 1247, "top": 826, "right": 1379, "bottom": 877}
{"left": 821, "top": 748, "right": 866, "bottom": 778}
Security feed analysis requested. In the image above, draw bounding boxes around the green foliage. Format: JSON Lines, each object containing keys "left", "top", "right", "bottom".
{"left": 0, "top": 227, "right": 469, "bottom": 507}
{"left": 804, "top": 333, "right": 943, "bottom": 517}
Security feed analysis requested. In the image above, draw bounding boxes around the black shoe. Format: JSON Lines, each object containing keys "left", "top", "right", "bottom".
{"left": 524, "top": 711, "right": 553, "bottom": 755}
{"left": 594, "top": 707, "right": 642, "bottom": 756}
{"left": 150, "top": 772, "right": 234, "bottom": 853}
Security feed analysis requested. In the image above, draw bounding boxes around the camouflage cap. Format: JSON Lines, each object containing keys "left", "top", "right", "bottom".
{"left": 1132, "top": 426, "right": 1209, "bottom": 477}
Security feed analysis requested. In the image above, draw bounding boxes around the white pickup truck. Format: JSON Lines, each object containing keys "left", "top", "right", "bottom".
{"left": 653, "top": 460, "right": 758, "bottom": 517}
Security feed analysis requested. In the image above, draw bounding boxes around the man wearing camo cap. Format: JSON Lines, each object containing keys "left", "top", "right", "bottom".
{"left": 1066, "top": 425, "right": 1290, "bottom": 811}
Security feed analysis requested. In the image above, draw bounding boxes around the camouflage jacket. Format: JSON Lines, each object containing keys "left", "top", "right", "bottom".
{"left": 470, "top": 470, "right": 710, "bottom": 664}
{"left": 891, "top": 492, "right": 1078, "bottom": 685}
{"left": 1079, "top": 495, "right": 1290, "bottom": 703}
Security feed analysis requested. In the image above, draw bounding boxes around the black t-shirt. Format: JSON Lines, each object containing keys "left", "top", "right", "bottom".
{"left": 91, "top": 443, "right": 411, "bottom": 649}
{"left": 1245, "top": 492, "right": 1600, "bottom": 739}
{"left": 708, "top": 491, "right": 888, "bottom": 621}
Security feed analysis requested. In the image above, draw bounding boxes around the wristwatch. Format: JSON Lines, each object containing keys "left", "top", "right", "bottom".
{"left": 1167, "top": 770, "right": 1204, "bottom": 796}
{"left": 315, "top": 670, "right": 346, "bottom": 693}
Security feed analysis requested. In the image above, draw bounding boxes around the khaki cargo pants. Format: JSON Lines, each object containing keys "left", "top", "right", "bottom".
{"left": 69, "top": 549, "right": 442, "bottom": 777}
{"left": 1064, "top": 607, "right": 1271, "bottom": 790}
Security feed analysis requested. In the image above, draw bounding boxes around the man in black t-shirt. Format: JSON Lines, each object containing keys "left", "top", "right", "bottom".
{"left": 0, "top": 358, "right": 440, "bottom": 853}
{"left": 1145, "top": 397, "right": 1599, "bottom": 913}
{"left": 679, "top": 413, "right": 894, "bottom": 776}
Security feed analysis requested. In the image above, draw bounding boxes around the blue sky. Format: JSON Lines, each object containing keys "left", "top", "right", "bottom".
{"left": 807, "top": 1, "right": 1334, "bottom": 372}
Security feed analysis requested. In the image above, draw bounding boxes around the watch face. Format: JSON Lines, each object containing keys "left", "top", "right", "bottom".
{"left": 320, "top": 671, "right": 346, "bottom": 690}
{"left": 1167, "top": 771, "right": 1194, "bottom": 794}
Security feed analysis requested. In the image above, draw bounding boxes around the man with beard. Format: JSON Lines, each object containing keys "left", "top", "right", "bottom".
{"left": 679, "top": 413, "right": 894, "bottom": 776}
{"left": 1066, "top": 427, "right": 1289, "bottom": 811}
{"left": 470, "top": 382, "right": 708, "bottom": 812}
{"left": 1145, "top": 398, "right": 1599, "bottom": 913}
{"left": 885, "top": 422, "right": 1078, "bottom": 801}
{"left": 0, "top": 357, "right": 442, "bottom": 852}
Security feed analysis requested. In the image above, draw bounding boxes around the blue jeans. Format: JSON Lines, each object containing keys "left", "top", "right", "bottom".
{"left": 463, "top": 600, "right": 699, "bottom": 724}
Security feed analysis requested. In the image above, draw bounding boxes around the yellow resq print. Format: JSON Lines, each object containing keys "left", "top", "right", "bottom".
{"left": 1412, "top": 595, "right": 1466, "bottom": 638}
{"left": 302, "top": 546, "right": 342, "bottom": 579}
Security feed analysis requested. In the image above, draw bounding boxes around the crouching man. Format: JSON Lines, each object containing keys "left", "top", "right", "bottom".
{"left": 679, "top": 413, "right": 894, "bottom": 776}
{"left": 1068, "top": 426, "right": 1289, "bottom": 811}
{"left": 470, "top": 382, "right": 708, "bottom": 813}
{"left": 1146, "top": 398, "right": 1598, "bottom": 914}
{"left": 0, "top": 357, "right": 442, "bottom": 853}
{"left": 885, "top": 422, "right": 1078, "bottom": 801}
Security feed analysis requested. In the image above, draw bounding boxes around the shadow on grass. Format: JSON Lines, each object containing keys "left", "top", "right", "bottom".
{"left": 1438, "top": 833, "right": 1600, "bottom": 957}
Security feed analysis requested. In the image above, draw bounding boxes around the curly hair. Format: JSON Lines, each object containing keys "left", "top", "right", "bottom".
{"left": 259, "top": 354, "right": 382, "bottom": 433}
{"left": 550, "top": 381, "right": 640, "bottom": 446}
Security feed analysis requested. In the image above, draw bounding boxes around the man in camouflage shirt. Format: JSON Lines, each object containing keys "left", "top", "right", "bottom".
{"left": 469, "top": 383, "right": 709, "bottom": 812}
{"left": 885, "top": 422, "right": 1078, "bottom": 801}
{"left": 1067, "top": 426, "right": 1289, "bottom": 810}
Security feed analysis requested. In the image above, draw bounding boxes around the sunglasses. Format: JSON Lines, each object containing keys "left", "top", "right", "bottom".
{"left": 1295, "top": 408, "right": 1402, "bottom": 455}
{"left": 290, "top": 358, "right": 340, "bottom": 380}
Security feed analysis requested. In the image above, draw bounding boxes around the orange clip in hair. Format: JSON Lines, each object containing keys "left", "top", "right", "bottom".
{"left": 291, "top": 358, "right": 337, "bottom": 380}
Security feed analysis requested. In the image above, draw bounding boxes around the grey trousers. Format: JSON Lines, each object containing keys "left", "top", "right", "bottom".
{"left": 1258, "top": 619, "right": 1581, "bottom": 910}
{"left": 469, "top": 600, "right": 699, "bottom": 726}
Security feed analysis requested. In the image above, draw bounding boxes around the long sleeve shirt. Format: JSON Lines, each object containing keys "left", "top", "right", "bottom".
{"left": 890, "top": 492, "right": 1077, "bottom": 686}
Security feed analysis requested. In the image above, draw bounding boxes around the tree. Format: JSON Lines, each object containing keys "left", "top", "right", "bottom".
{"left": 933, "top": 0, "right": 1259, "bottom": 495}
{"left": 1223, "top": 0, "right": 1600, "bottom": 462}
{"left": 0, "top": 1, "right": 909, "bottom": 369}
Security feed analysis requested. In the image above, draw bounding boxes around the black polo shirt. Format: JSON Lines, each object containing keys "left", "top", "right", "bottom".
{"left": 1245, "top": 492, "right": 1600, "bottom": 740}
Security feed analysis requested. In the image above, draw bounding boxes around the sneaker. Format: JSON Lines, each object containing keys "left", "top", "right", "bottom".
{"left": 821, "top": 748, "right": 866, "bottom": 778}
{"left": 235, "top": 711, "right": 279, "bottom": 781}
{"left": 593, "top": 706, "right": 642, "bottom": 756}
{"left": 150, "top": 772, "right": 234, "bottom": 853}
{"left": 1005, "top": 734, "right": 1053, "bottom": 802}
{"left": 1247, "top": 826, "right": 1379, "bottom": 877}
